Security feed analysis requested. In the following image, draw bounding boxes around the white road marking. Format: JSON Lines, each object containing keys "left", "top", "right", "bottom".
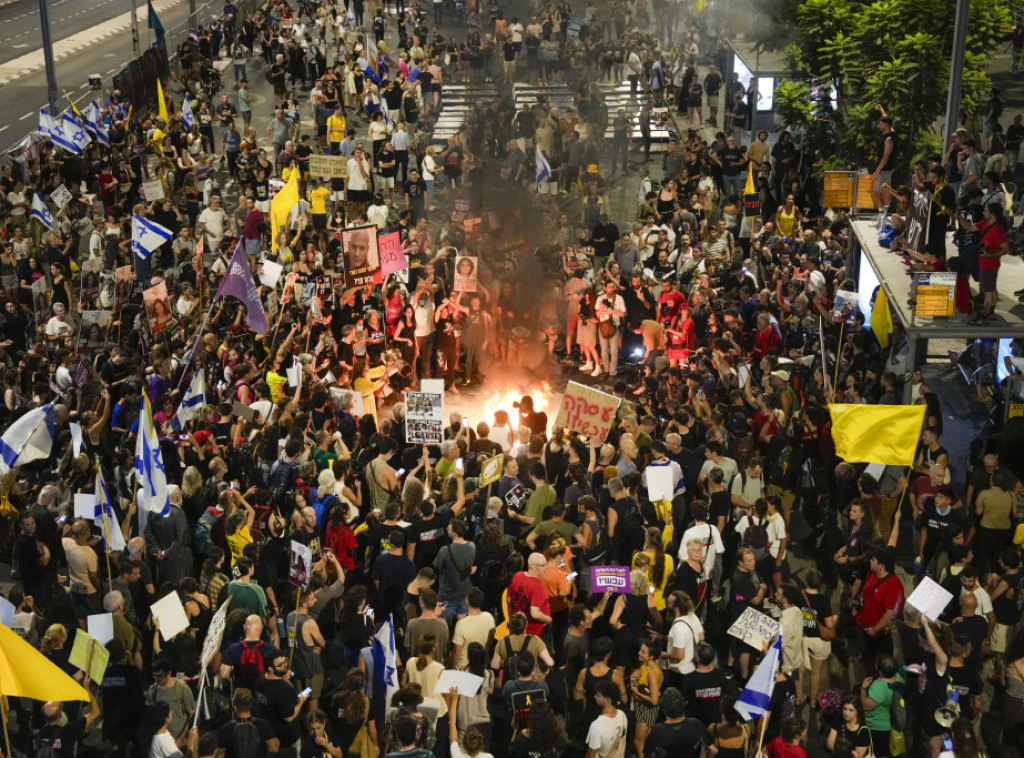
{"left": 18, "top": 111, "right": 32, "bottom": 120}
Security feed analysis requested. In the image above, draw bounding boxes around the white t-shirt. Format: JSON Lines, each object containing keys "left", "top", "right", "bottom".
{"left": 150, "top": 731, "right": 182, "bottom": 758}
{"left": 679, "top": 523, "right": 725, "bottom": 564}
{"left": 452, "top": 745, "right": 493, "bottom": 758}
{"left": 666, "top": 614, "right": 703, "bottom": 674}
{"left": 198, "top": 207, "right": 226, "bottom": 243}
{"left": 766, "top": 512, "right": 787, "bottom": 559}
{"left": 730, "top": 470, "right": 765, "bottom": 509}
{"left": 962, "top": 586, "right": 993, "bottom": 616}
{"left": 452, "top": 612, "right": 497, "bottom": 669}
{"left": 699, "top": 456, "right": 739, "bottom": 489}
{"left": 586, "top": 709, "right": 628, "bottom": 758}
{"left": 45, "top": 316, "right": 74, "bottom": 338}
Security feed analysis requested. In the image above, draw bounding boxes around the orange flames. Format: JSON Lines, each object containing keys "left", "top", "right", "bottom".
{"left": 481, "top": 382, "right": 554, "bottom": 429}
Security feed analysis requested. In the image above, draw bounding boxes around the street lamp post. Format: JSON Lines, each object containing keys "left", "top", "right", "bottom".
{"left": 38, "top": 0, "right": 58, "bottom": 113}
{"left": 942, "top": 0, "right": 970, "bottom": 150}
{"left": 130, "top": 0, "right": 141, "bottom": 57}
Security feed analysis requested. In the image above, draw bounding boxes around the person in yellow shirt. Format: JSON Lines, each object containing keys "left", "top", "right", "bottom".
{"left": 309, "top": 180, "right": 331, "bottom": 232}
{"left": 327, "top": 106, "right": 347, "bottom": 153}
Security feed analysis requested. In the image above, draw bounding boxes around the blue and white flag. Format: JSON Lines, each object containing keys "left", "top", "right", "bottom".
{"left": 132, "top": 214, "right": 173, "bottom": 259}
{"left": 180, "top": 95, "right": 195, "bottom": 131}
{"left": 170, "top": 371, "right": 206, "bottom": 431}
{"left": 372, "top": 615, "right": 399, "bottom": 714}
{"left": 0, "top": 404, "right": 55, "bottom": 476}
{"left": 39, "top": 109, "right": 78, "bottom": 153}
{"left": 346, "top": 1, "right": 355, "bottom": 25}
{"left": 30, "top": 193, "right": 53, "bottom": 230}
{"left": 60, "top": 113, "right": 91, "bottom": 154}
{"left": 84, "top": 101, "right": 110, "bottom": 148}
{"left": 536, "top": 145, "right": 551, "bottom": 183}
{"left": 134, "top": 395, "right": 169, "bottom": 534}
{"left": 735, "top": 634, "right": 781, "bottom": 721}
{"left": 94, "top": 470, "right": 126, "bottom": 552}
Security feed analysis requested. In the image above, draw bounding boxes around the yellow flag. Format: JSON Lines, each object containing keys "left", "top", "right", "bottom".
{"left": 828, "top": 404, "right": 925, "bottom": 466}
{"left": 270, "top": 171, "right": 300, "bottom": 252}
{"left": 743, "top": 161, "right": 755, "bottom": 196}
{"left": 870, "top": 288, "right": 893, "bottom": 349}
{"left": 696, "top": 0, "right": 707, "bottom": 11}
{"left": 0, "top": 624, "right": 89, "bottom": 702}
{"left": 156, "top": 78, "right": 169, "bottom": 124}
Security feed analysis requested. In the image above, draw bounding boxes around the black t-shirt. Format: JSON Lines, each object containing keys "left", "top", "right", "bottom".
{"left": 257, "top": 678, "right": 302, "bottom": 745}
{"left": 371, "top": 552, "right": 417, "bottom": 594}
{"left": 435, "top": 313, "right": 457, "bottom": 350}
{"left": 729, "top": 569, "right": 762, "bottom": 621}
{"left": 645, "top": 718, "right": 707, "bottom": 758}
{"left": 716, "top": 146, "right": 745, "bottom": 176}
{"left": 407, "top": 511, "right": 452, "bottom": 569}
{"left": 217, "top": 717, "right": 276, "bottom": 758}
{"left": 798, "top": 592, "right": 833, "bottom": 639}
{"left": 709, "top": 490, "right": 732, "bottom": 530}
{"left": 947, "top": 664, "right": 982, "bottom": 719}
{"left": 34, "top": 716, "right": 87, "bottom": 758}
{"left": 680, "top": 668, "right": 735, "bottom": 725}
{"left": 878, "top": 131, "right": 898, "bottom": 171}
{"left": 916, "top": 504, "right": 968, "bottom": 562}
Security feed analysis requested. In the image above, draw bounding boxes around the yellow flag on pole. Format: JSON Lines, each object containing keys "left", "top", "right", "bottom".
{"left": 870, "top": 288, "right": 893, "bottom": 349}
{"left": 0, "top": 624, "right": 89, "bottom": 702}
{"left": 156, "top": 78, "right": 169, "bottom": 124}
{"left": 743, "top": 161, "right": 755, "bottom": 196}
{"left": 270, "top": 171, "right": 300, "bottom": 252}
{"left": 828, "top": 404, "right": 925, "bottom": 466}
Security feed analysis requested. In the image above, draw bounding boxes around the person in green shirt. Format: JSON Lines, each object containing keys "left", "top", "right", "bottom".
{"left": 526, "top": 501, "right": 585, "bottom": 551}
{"left": 522, "top": 463, "right": 557, "bottom": 532}
{"left": 224, "top": 556, "right": 269, "bottom": 618}
{"left": 860, "top": 653, "right": 903, "bottom": 742}
{"left": 311, "top": 430, "right": 350, "bottom": 471}
{"left": 435, "top": 439, "right": 462, "bottom": 479}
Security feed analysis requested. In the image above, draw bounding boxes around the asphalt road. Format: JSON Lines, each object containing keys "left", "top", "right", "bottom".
{"left": 0, "top": 0, "right": 201, "bottom": 147}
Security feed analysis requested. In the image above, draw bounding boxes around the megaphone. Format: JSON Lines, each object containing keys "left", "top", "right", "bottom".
{"left": 934, "top": 690, "right": 960, "bottom": 729}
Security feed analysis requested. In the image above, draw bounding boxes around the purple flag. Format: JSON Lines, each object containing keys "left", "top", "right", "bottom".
{"left": 215, "top": 239, "right": 269, "bottom": 334}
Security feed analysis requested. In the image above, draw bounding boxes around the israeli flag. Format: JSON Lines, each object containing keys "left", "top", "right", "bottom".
{"left": 94, "top": 470, "right": 126, "bottom": 552}
{"left": 346, "top": 1, "right": 355, "bottom": 25}
{"left": 84, "top": 101, "right": 110, "bottom": 148}
{"left": 30, "top": 193, "right": 53, "bottom": 230}
{"left": 535, "top": 145, "right": 551, "bottom": 183}
{"left": 180, "top": 95, "right": 195, "bottom": 131}
{"left": 170, "top": 371, "right": 206, "bottom": 431}
{"left": 372, "top": 615, "right": 399, "bottom": 716}
{"left": 134, "top": 394, "right": 170, "bottom": 534}
{"left": 132, "top": 214, "right": 173, "bottom": 259}
{"left": 735, "top": 634, "right": 781, "bottom": 720}
{"left": 60, "top": 113, "right": 91, "bottom": 154}
{"left": 0, "top": 404, "right": 55, "bottom": 476}
{"left": 39, "top": 109, "right": 77, "bottom": 153}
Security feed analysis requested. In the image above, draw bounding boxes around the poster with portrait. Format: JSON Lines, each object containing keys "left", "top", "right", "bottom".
{"left": 114, "top": 266, "right": 134, "bottom": 313}
{"left": 453, "top": 256, "right": 478, "bottom": 293}
{"left": 342, "top": 225, "right": 380, "bottom": 288}
{"left": 405, "top": 390, "right": 443, "bottom": 444}
{"left": 289, "top": 540, "right": 313, "bottom": 587}
{"left": 31, "top": 277, "right": 50, "bottom": 328}
{"left": 77, "top": 311, "right": 111, "bottom": 354}
{"left": 833, "top": 290, "right": 858, "bottom": 324}
{"left": 78, "top": 264, "right": 102, "bottom": 311}
{"left": 143, "top": 281, "right": 172, "bottom": 336}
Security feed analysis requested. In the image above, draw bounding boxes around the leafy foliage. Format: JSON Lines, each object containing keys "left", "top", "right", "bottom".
{"left": 754, "top": 0, "right": 1010, "bottom": 166}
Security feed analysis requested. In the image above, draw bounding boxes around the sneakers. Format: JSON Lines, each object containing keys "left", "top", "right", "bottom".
{"left": 580, "top": 361, "right": 593, "bottom": 372}
{"left": 590, "top": 365, "right": 603, "bottom": 377}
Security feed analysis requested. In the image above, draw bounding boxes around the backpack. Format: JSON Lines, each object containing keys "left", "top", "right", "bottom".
{"left": 502, "top": 635, "right": 528, "bottom": 682}
{"left": 269, "top": 459, "right": 300, "bottom": 508}
{"left": 889, "top": 681, "right": 908, "bottom": 732}
{"left": 742, "top": 515, "right": 769, "bottom": 561}
{"left": 193, "top": 505, "right": 224, "bottom": 556}
{"left": 616, "top": 499, "right": 646, "bottom": 561}
{"left": 231, "top": 718, "right": 265, "bottom": 758}
{"left": 237, "top": 640, "right": 266, "bottom": 689}
{"left": 768, "top": 439, "right": 803, "bottom": 490}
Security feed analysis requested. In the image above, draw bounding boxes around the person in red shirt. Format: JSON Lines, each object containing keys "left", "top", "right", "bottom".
{"left": 764, "top": 717, "right": 808, "bottom": 758}
{"left": 854, "top": 548, "right": 905, "bottom": 665}
{"left": 751, "top": 313, "right": 781, "bottom": 357}
{"left": 957, "top": 202, "right": 1009, "bottom": 323}
{"left": 666, "top": 307, "right": 694, "bottom": 367}
{"left": 657, "top": 277, "right": 686, "bottom": 327}
{"left": 507, "top": 553, "right": 553, "bottom": 637}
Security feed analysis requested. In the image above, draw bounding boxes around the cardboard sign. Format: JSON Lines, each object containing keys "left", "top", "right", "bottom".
{"left": 342, "top": 225, "right": 380, "bottom": 288}
{"left": 260, "top": 259, "right": 283, "bottom": 288}
{"left": 554, "top": 381, "right": 621, "bottom": 441}
{"left": 591, "top": 565, "right": 631, "bottom": 593}
{"left": 406, "top": 390, "right": 443, "bottom": 444}
{"left": 280, "top": 272, "right": 299, "bottom": 305}
{"left": 152, "top": 591, "right": 190, "bottom": 641}
{"left": 232, "top": 401, "right": 256, "bottom": 422}
{"left": 142, "top": 179, "right": 165, "bottom": 201}
{"left": 646, "top": 466, "right": 675, "bottom": 502}
{"left": 289, "top": 539, "right": 313, "bottom": 587}
{"left": 69, "top": 629, "right": 110, "bottom": 683}
{"left": 309, "top": 154, "right": 349, "bottom": 179}
{"left": 201, "top": 597, "right": 232, "bottom": 668}
{"left": 50, "top": 184, "right": 72, "bottom": 210}
{"left": 503, "top": 484, "right": 529, "bottom": 513}
{"left": 727, "top": 607, "right": 781, "bottom": 650}
{"left": 379, "top": 232, "right": 407, "bottom": 277}
{"left": 906, "top": 577, "right": 954, "bottom": 621}
{"left": 480, "top": 454, "right": 503, "bottom": 487}
{"left": 822, "top": 171, "right": 855, "bottom": 209}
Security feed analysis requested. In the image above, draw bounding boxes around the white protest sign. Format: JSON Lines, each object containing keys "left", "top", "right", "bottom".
{"left": 201, "top": 597, "right": 232, "bottom": 669}
{"left": 727, "top": 607, "right": 781, "bottom": 650}
{"left": 434, "top": 669, "right": 484, "bottom": 697}
{"left": 420, "top": 379, "right": 445, "bottom": 394}
{"left": 647, "top": 466, "right": 674, "bottom": 502}
{"left": 74, "top": 493, "right": 96, "bottom": 520}
{"left": 142, "top": 179, "right": 165, "bottom": 201}
{"left": 87, "top": 612, "right": 114, "bottom": 645}
{"left": 906, "top": 577, "right": 954, "bottom": 622}
{"left": 286, "top": 358, "right": 301, "bottom": 387}
{"left": 50, "top": 184, "right": 72, "bottom": 210}
{"left": 260, "top": 260, "right": 284, "bottom": 288}
{"left": 69, "top": 422, "right": 83, "bottom": 457}
{"left": 152, "top": 591, "right": 190, "bottom": 641}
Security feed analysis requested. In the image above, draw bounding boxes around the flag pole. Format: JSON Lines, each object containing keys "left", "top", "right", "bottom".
{"left": 833, "top": 321, "right": 845, "bottom": 393}
{"left": 0, "top": 670, "right": 12, "bottom": 758}
{"left": 755, "top": 710, "right": 771, "bottom": 755}
{"left": 288, "top": 585, "right": 303, "bottom": 668}
{"left": 259, "top": 306, "right": 289, "bottom": 370}
{"left": 96, "top": 466, "right": 115, "bottom": 593}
